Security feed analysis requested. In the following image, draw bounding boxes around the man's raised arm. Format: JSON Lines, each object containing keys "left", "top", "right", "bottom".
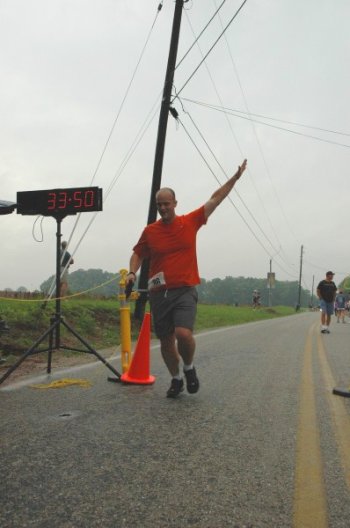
{"left": 204, "top": 159, "right": 247, "bottom": 220}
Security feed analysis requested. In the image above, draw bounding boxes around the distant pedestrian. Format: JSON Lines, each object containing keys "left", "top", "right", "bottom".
{"left": 317, "top": 271, "right": 337, "bottom": 334}
{"left": 335, "top": 289, "right": 347, "bottom": 323}
{"left": 252, "top": 290, "right": 261, "bottom": 310}
{"left": 60, "top": 241, "right": 74, "bottom": 298}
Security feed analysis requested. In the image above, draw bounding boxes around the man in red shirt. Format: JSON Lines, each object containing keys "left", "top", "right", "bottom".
{"left": 127, "top": 159, "right": 247, "bottom": 398}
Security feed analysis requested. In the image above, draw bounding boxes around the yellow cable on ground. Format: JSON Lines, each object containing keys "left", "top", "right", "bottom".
{"left": 30, "top": 378, "right": 92, "bottom": 389}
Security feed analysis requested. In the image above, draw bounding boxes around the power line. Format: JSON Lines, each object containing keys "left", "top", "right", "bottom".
{"left": 212, "top": 0, "right": 298, "bottom": 244}
{"left": 175, "top": 112, "right": 297, "bottom": 279}
{"left": 43, "top": 4, "right": 164, "bottom": 301}
{"left": 304, "top": 259, "right": 350, "bottom": 277}
{"left": 177, "top": 8, "right": 298, "bottom": 276}
{"left": 181, "top": 4, "right": 297, "bottom": 260}
{"left": 172, "top": 0, "right": 249, "bottom": 100}
{"left": 90, "top": 2, "right": 164, "bottom": 187}
{"left": 181, "top": 98, "right": 350, "bottom": 149}
{"left": 176, "top": 0, "right": 228, "bottom": 70}
{"left": 177, "top": 116, "right": 271, "bottom": 255}
{"left": 179, "top": 101, "right": 282, "bottom": 257}
{"left": 208, "top": 106, "right": 350, "bottom": 138}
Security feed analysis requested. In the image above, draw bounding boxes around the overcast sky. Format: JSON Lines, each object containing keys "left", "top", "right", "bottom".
{"left": 1, "top": 0, "right": 349, "bottom": 297}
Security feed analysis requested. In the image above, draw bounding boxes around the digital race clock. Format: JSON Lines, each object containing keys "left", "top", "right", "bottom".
{"left": 16, "top": 186, "right": 103, "bottom": 217}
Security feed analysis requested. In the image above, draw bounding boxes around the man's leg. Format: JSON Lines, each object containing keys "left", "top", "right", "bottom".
{"left": 160, "top": 333, "right": 185, "bottom": 398}
{"left": 156, "top": 288, "right": 199, "bottom": 397}
{"left": 325, "top": 302, "right": 333, "bottom": 331}
{"left": 175, "top": 326, "right": 195, "bottom": 366}
{"left": 160, "top": 328, "right": 197, "bottom": 373}
{"left": 160, "top": 328, "right": 199, "bottom": 396}
{"left": 320, "top": 302, "right": 328, "bottom": 333}
{"left": 160, "top": 333, "right": 181, "bottom": 377}
{"left": 175, "top": 326, "right": 199, "bottom": 394}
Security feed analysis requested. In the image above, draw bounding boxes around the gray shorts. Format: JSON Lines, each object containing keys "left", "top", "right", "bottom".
{"left": 149, "top": 286, "right": 198, "bottom": 338}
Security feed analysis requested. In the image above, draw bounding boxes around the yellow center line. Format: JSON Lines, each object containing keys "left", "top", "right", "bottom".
{"left": 293, "top": 322, "right": 328, "bottom": 528}
{"left": 317, "top": 330, "right": 350, "bottom": 490}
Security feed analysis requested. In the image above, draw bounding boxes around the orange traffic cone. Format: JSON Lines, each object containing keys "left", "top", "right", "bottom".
{"left": 120, "top": 312, "right": 155, "bottom": 385}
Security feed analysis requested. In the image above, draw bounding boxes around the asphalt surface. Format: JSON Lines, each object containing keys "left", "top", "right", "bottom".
{"left": 1, "top": 312, "right": 350, "bottom": 528}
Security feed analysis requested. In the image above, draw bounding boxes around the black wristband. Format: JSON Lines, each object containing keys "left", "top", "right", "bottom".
{"left": 128, "top": 271, "right": 136, "bottom": 277}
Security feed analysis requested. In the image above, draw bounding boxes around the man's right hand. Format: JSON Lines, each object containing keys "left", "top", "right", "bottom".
{"left": 125, "top": 272, "right": 136, "bottom": 299}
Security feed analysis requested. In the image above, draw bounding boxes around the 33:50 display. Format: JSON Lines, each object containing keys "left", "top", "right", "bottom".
{"left": 47, "top": 190, "right": 95, "bottom": 210}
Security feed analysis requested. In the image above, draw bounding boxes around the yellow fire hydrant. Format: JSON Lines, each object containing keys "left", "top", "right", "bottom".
{"left": 118, "top": 268, "right": 138, "bottom": 373}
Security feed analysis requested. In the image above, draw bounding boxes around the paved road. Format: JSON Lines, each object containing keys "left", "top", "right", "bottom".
{"left": 1, "top": 312, "right": 350, "bottom": 527}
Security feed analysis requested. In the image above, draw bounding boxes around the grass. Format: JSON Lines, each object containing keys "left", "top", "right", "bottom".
{"left": 0, "top": 298, "right": 120, "bottom": 356}
{"left": 195, "top": 304, "right": 296, "bottom": 331}
{"left": 0, "top": 297, "right": 299, "bottom": 358}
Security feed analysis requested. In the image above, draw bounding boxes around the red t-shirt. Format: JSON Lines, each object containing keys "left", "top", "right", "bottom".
{"left": 133, "top": 206, "right": 207, "bottom": 290}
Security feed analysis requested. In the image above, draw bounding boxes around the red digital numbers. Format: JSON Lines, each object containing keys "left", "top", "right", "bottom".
{"left": 48, "top": 191, "right": 68, "bottom": 209}
{"left": 45, "top": 187, "right": 99, "bottom": 214}
{"left": 47, "top": 192, "right": 56, "bottom": 210}
{"left": 84, "top": 190, "right": 94, "bottom": 207}
{"left": 73, "top": 190, "right": 94, "bottom": 208}
{"left": 58, "top": 191, "right": 67, "bottom": 209}
{"left": 73, "top": 191, "right": 83, "bottom": 208}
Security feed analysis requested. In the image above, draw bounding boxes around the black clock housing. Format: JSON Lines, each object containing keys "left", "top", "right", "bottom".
{"left": 17, "top": 187, "right": 103, "bottom": 217}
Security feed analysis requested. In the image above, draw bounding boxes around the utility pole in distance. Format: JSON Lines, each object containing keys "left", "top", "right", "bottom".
{"left": 268, "top": 259, "right": 272, "bottom": 307}
{"left": 296, "top": 244, "right": 304, "bottom": 311}
{"left": 310, "top": 274, "right": 315, "bottom": 309}
{"left": 134, "top": 0, "right": 185, "bottom": 320}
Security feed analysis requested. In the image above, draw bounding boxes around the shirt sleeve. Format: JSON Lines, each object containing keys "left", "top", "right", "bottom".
{"left": 133, "top": 228, "right": 150, "bottom": 259}
{"left": 186, "top": 205, "right": 207, "bottom": 229}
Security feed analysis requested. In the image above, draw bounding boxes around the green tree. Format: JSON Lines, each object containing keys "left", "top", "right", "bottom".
{"left": 40, "top": 269, "right": 119, "bottom": 297}
{"left": 197, "top": 276, "right": 310, "bottom": 307}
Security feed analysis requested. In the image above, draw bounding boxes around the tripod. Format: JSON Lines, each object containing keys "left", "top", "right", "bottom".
{"left": 0, "top": 214, "right": 121, "bottom": 385}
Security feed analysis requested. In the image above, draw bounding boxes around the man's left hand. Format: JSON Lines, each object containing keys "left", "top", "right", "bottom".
{"left": 237, "top": 159, "right": 247, "bottom": 179}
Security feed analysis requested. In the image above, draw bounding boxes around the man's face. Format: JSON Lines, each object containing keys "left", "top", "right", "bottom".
{"left": 326, "top": 273, "right": 334, "bottom": 281}
{"left": 156, "top": 190, "right": 177, "bottom": 224}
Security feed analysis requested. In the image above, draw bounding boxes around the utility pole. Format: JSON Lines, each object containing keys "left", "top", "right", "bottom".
{"left": 134, "top": 0, "right": 185, "bottom": 320}
{"left": 268, "top": 258, "right": 272, "bottom": 307}
{"left": 310, "top": 274, "right": 315, "bottom": 309}
{"left": 296, "top": 244, "right": 304, "bottom": 311}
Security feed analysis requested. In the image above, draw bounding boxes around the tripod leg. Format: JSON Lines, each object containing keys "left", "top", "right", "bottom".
{"left": 60, "top": 319, "right": 121, "bottom": 378}
{"left": 47, "top": 317, "right": 56, "bottom": 374}
{"left": 0, "top": 319, "right": 60, "bottom": 385}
